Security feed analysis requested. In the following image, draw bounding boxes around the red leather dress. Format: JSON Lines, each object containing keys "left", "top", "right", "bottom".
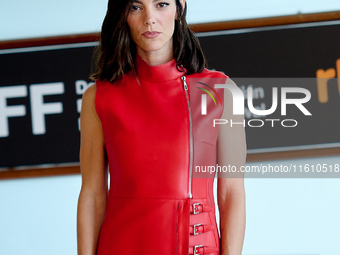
{"left": 95, "top": 53, "right": 227, "bottom": 255}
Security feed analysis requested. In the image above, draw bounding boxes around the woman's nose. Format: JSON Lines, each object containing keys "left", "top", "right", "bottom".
{"left": 144, "top": 8, "right": 156, "bottom": 25}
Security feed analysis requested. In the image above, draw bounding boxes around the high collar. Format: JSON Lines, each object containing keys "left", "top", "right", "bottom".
{"left": 135, "top": 53, "right": 186, "bottom": 83}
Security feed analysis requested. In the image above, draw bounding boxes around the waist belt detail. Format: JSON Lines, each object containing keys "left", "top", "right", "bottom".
{"left": 190, "top": 203, "right": 214, "bottom": 214}
{"left": 189, "top": 245, "right": 219, "bottom": 255}
{"left": 189, "top": 224, "right": 215, "bottom": 235}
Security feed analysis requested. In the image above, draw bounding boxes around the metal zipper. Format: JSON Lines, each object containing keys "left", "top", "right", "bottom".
{"left": 181, "top": 75, "right": 193, "bottom": 199}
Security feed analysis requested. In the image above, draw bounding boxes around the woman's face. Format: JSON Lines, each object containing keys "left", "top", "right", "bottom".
{"left": 127, "top": 0, "right": 183, "bottom": 57}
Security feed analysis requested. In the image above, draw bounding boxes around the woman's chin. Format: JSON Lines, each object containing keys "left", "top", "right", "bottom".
{"left": 137, "top": 43, "right": 170, "bottom": 54}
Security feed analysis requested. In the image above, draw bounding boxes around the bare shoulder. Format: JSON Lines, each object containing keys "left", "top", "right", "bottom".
{"left": 224, "top": 77, "right": 238, "bottom": 94}
{"left": 80, "top": 82, "right": 102, "bottom": 131}
{"left": 225, "top": 77, "right": 237, "bottom": 85}
{"left": 221, "top": 77, "right": 243, "bottom": 119}
{"left": 82, "top": 82, "right": 97, "bottom": 105}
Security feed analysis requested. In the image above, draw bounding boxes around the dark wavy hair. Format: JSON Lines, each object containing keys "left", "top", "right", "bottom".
{"left": 90, "top": 0, "right": 207, "bottom": 83}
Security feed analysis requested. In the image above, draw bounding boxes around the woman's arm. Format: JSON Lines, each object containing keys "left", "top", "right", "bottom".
{"left": 217, "top": 78, "right": 247, "bottom": 255}
{"left": 77, "top": 84, "right": 108, "bottom": 255}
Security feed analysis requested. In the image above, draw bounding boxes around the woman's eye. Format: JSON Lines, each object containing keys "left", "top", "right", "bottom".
{"left": 158, "top": 2, "right": 169, "bottom": 8}
{"left": 131, "top": 5, "right": 141, "bottom": 11}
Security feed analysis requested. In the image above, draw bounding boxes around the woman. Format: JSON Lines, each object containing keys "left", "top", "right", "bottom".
{"left": 77, "top": 0, "right": 247, "bottom": 254}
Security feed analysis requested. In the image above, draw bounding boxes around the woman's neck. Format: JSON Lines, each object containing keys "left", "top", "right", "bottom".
{"left": 136, "top": 47, "right": 174, "bottom": 67}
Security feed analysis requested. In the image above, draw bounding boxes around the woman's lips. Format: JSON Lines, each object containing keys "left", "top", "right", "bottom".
{"left": 142, "top": 32, "right": 160, "bottom": 39}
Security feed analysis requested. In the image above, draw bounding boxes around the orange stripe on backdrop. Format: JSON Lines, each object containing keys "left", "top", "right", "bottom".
{"left": 0, "top": 166, "right": 80, "bottom": 180}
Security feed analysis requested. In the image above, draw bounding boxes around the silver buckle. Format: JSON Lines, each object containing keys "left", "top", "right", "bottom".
{"left": 194, "top": 244, "right": 204, "bottom": 255}
{"left": 192, "top": 203, "right": 201, "bottom": 214}
{"left": 193, "top": 223, "right": 202, "bottom": 235}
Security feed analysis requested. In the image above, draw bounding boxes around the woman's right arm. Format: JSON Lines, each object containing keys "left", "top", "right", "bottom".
{"left": 77, "top": 84, "right": 108, "bottom": 255}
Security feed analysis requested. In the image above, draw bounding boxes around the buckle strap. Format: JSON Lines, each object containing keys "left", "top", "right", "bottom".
{"left": 190, "top": 203, "right": 214, "bottom": 214}
{"left": 189, "top": 224, "right": 215, "bottom": 235}
{"left": 189, "top": 245, "right": 219, "bottom": 254}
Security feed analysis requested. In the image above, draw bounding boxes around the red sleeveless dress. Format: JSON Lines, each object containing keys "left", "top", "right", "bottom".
{"left": 95, "top": 53, "right": 228, "bottom": 255}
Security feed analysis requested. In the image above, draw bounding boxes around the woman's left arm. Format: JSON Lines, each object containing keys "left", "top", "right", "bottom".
{"left": 217, "top": 78, "right": 247, "bottom": 255}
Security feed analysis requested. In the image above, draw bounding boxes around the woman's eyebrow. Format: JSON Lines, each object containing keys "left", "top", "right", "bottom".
{"left": 134, "top": 0, "right": 160, "bottom": 4}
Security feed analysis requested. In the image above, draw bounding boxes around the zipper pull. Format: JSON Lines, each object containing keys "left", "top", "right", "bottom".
{"left": 181, "top": 76, "right": 188, "bottom": 90}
